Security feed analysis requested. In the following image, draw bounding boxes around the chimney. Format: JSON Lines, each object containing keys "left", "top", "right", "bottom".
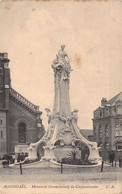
{"left": 101, "top": 98, "right": 107, "bottom": 106}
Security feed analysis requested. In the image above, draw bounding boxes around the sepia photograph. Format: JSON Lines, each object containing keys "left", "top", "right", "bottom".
{"left": 0, "top": 0, "right": 122, "bottom": 194}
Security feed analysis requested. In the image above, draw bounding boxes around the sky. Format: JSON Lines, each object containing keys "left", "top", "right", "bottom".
{"left": 0, "top": 0, "right": 122, "bottom": 130}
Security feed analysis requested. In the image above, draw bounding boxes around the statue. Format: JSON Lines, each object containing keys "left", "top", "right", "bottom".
{"left": 58, "top": 45, "right": 69, "bottom": 63}
{"left": 52, "top": 45, "right": 71, "bottom": 81}
{"left": 45, "top": 108, "right": 51, "bottom": 124}
{"left": 71, "top": 109, "right": 78, "bottom": 123}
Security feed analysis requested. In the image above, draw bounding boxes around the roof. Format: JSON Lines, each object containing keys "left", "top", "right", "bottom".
{"left": 106, "top": 92, "right": 122, "bottom": 106}
{"left": 80, "top": 129, "right": 93, "bottom": 138}
{"left": 95, "top": 92, "right": 122, "bottom": 110}
{"left": 9, "top": 88, "right": 42, "bottom": 114}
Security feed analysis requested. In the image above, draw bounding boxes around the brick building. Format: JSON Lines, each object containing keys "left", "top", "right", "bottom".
{"left": 93, "top": 92, "right": 122, "bottom": 160}
{"left": 0, "top": 53, "right": 45, "bottom": 156}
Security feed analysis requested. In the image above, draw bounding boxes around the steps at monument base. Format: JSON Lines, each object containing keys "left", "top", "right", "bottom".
{"left": 10, "top": 159, "right": 102, "bottom": 169}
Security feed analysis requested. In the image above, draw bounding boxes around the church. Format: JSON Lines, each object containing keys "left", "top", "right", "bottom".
{"left": 0, "top": 53, "right": 45, "bottom": 157}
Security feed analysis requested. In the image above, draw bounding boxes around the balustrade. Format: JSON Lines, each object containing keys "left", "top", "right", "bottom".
{"left": 10, "top": 88, "right": 38, "bottom": 111}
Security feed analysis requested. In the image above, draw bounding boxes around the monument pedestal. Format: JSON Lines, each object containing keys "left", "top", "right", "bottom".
{"left": 54, "top": 146, "right": 77, "bottom": 160}
{"left": 88, "top": 147, "right": 101, "bottom": 162}
{"left": 27, "top": 145, "right": 38, "bottom": 160}
{"left": 41, "top": 146, "right": 56, "bottom": 160}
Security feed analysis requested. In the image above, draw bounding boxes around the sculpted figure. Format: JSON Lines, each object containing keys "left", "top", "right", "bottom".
{"left": 45, "top": 108, "right": 51, "bottom": 124}
{"left": 71, "top": 109, "right": 78, "bottom": 123}
{"left": 58, "top": 45, "right": 69, "bottom": 63}
{"left": 52, "top": 45, "right": 71, "bottom": 81}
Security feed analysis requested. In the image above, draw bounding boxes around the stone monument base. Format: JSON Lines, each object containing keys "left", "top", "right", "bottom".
{"left": 15, "top": 144, "right": 29, "bottom": 153}
{"left": 54, "top": 146, "right": 79, "bottom": 160}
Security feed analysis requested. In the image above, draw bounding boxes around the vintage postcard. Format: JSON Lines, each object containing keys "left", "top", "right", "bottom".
{"left": 0, "top": 0, "right": 122, "bottom": 194}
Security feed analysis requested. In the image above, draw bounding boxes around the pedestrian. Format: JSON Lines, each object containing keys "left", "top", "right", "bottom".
{"left": 109, "top": 150, "right": 115, "bottom": 166}
{"left": 12, "top": 154, "right": 15, "bottom": 163}
{"left": 17, "top": 153, "right": 20, "bottom": 163}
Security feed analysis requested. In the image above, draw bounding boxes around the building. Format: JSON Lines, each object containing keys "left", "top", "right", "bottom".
{"left": 93, "top": 92, "right": 122, "bottom": 160}
{"left": 78, "top": 129, "right": 93, "bottom": 158}
{"left": 80, "top": 129, "right": 93, "bottom": 142}
{"left": 0, "top": 53, "right": 45, "bottom": 157}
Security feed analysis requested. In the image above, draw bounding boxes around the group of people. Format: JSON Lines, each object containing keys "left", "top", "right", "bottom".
{"left": 1, "top": 152, "right": 28, "bottom": 164}
{"left": 17, "top": 152, "right": 28, "bottom": 163}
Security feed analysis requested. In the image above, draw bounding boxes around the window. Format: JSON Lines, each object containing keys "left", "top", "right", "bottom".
{"left": 94, "top": 127, "right": 96, "bottom": 137}
{"left": 105, "top": 108, "right": 109, "bottom": 117}
{"left": 0, "top": 119, "right": 2, "bottom": 125}
{"left": 18, "top": 122, "right": 26, "bottom": 143}
{"left": 117, "top": 105, "right": 122, "bottom": 115}
{"left": 99, "top": 126, "right": 102, "bottom": 137}
{"left": 105, "top": 125, "right": 109, "bottom": 137}
{"left": 115, "top": 124, "right": 119, "bottom": 136}
{"left": 100, "top": 110, "right": 102, "bottom": 117}
{"left": 111, "top": 107, "right": 116, "bottom": 115}
{"left": 105, "top": 142, "right": 109, "bottom": 150}
{"left": 0, "top": 53, "right": 4, "bottom": 57}
{"left": 0, "top": 77, "right": 3, "bottom": 85}
{"left": 1, "top": 131, "right": 3, "bottom": 138}
{"left": 120, "top": 124, "right": 122, "bottom": 136}
{"left": 4, "top": 62, "right": 8, "bottom": 68}
{"left": 94, "top": 111, "right": 99, "bottom": 118}
{"left": 116, "top": 142, "right": 122, "bottom": 151}
{"left": 0, "top": 93, "right": 2, "bottom": 103}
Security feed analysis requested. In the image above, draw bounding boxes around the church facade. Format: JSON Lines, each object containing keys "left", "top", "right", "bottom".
{"left": 93, "top": 92, "right": 122, "bottom": 160}
{"left": 0, "top": 53, "right": 45, "bottom": 157}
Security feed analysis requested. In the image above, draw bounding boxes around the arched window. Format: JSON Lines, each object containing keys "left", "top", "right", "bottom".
{"left": 18, "top": 122, "right": 26, "bottom": 143}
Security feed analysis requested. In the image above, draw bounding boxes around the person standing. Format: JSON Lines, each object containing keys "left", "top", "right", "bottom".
{"left": 109, "top": 150, "right": 115, "bottom": 166}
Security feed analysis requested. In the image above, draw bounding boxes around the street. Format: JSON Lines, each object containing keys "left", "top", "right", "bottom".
{"left": 0, "top": 163, "right": 121, "bottom": 194}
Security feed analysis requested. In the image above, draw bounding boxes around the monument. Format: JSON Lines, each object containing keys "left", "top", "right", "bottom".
{"left": 27, "top": 45, "right": 101, "bottom": 163}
